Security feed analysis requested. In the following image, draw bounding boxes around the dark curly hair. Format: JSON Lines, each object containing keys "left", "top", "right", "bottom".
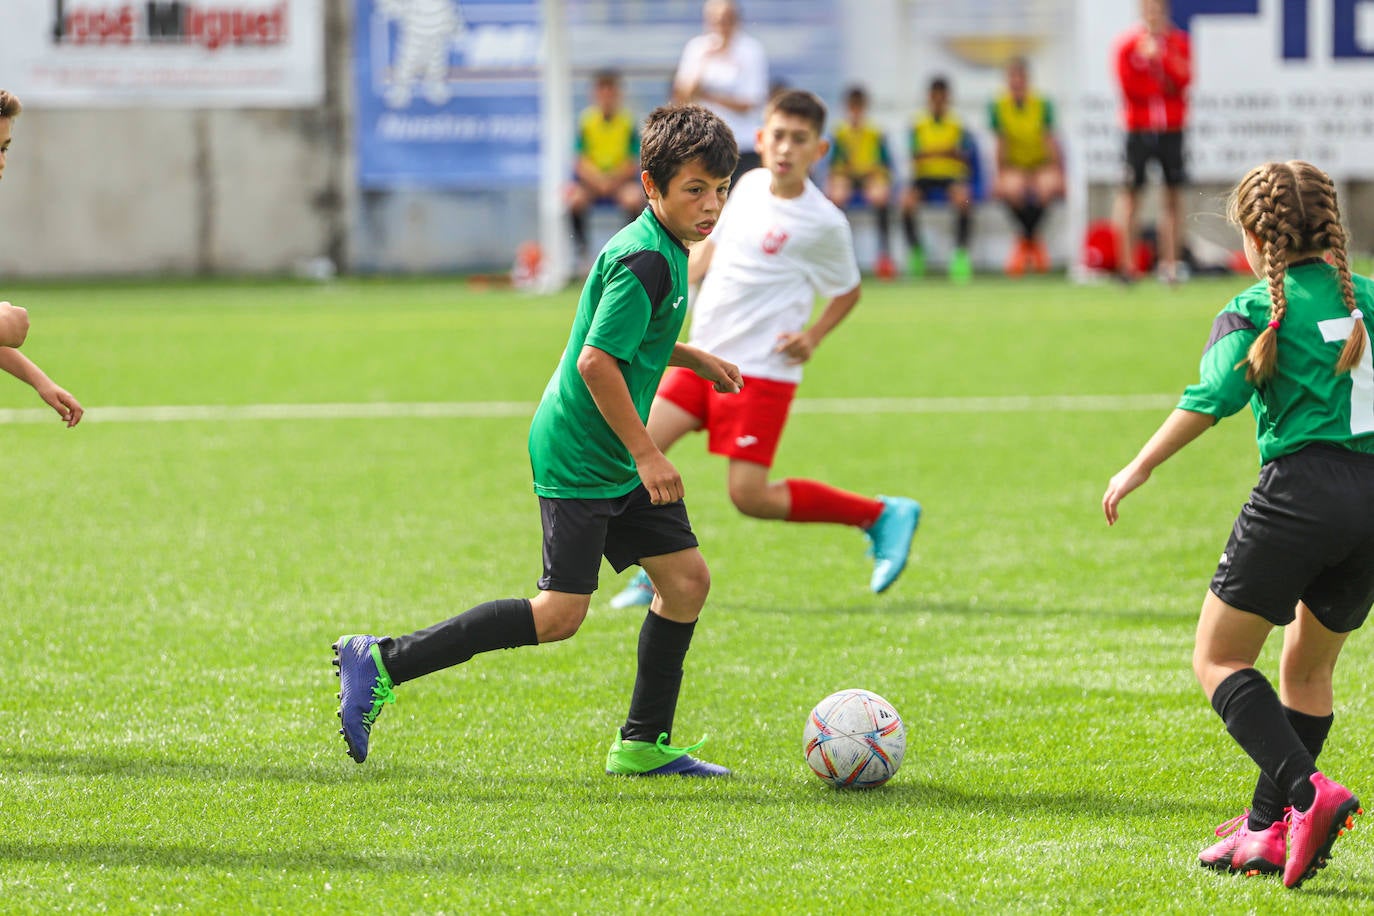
{"left": 639, "top": 104, "right": 737, "bottom": 194}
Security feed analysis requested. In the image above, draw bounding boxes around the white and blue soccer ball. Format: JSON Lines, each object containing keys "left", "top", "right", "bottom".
{"left": 803, "top": 688, "right": 906, "bottom": 789}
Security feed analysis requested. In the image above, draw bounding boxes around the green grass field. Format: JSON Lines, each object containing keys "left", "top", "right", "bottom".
{"left": 2, "top": 273, "right": 1373, "bottom": 913}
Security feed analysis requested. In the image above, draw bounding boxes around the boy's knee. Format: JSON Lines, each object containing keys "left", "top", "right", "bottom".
{"left": 654, "top": 560, "right": 711, "bottom": 609}
{"left": 532, "top": 598, "right": 589, "bottom": 643}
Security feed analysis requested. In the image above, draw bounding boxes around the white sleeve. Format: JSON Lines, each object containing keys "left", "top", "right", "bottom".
{"left": 807, "top": 218, "right": 862, "bottom": 299}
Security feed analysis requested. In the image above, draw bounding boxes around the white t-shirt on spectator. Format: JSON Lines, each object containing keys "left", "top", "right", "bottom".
{"left": 689, "top": 168, "right": 862, "bottom": 384}
{"left": 674, "top": 31, "right": 770, "bottom": 147}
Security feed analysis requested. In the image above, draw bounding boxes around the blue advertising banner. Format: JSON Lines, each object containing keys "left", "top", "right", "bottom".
{"left": 354, "top": 0, "right": 542, "bottom": 188}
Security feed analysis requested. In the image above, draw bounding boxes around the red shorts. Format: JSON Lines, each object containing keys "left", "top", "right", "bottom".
{"left": 656, "top": 367, "right": 796, "bottom": 468}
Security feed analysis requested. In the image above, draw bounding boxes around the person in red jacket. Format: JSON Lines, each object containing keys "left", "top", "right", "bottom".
{"left": 1113, "top": 0, "right": 1192, "bottom": 283}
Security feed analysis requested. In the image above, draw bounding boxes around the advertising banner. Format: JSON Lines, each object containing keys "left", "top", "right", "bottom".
{"left": 1076, "top": 0, "right": 1374, "bottom": 181}
{"left": 0, "top": 0, "right": 324, "bottom": 107}
{"left": 353, "top": 0, "right": 542, "bottom": 189}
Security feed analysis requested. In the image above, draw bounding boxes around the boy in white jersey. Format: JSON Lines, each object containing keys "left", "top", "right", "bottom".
{"left": 611, "top": 90, "right": 920, "bottom": 609}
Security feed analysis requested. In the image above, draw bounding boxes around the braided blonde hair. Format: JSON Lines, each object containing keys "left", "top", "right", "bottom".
{"left": 1227, "top": 160, "right": 1360, "bottom": 383}
{"left": 0, "top": 89, "right": 21, "bottom": 120}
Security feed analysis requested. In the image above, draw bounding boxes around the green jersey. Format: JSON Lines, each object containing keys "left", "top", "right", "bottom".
{"left": 1178, "top": 261, "right": 1374, "bottom": 464}
{"left": 529, "top": 208, "right": 690, "bottom": 498}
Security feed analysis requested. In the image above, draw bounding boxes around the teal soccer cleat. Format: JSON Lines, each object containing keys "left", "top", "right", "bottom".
{"left": 866, "top": 496, "right": 921, "bottom": 593}
{"left": 609, "top": 568, "right": 654, "bottom": 609}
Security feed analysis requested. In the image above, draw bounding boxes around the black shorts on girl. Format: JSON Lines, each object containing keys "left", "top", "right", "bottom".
{"left": 537, "top": 484, "right": 699, "bottom": 594}
{"left": 1211, "top": 443, "right": 1374, "bottom": 631}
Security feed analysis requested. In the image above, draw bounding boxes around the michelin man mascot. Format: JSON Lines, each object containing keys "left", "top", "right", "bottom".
{"left": 378, "top": 0, "right": 466, "bottom": 107}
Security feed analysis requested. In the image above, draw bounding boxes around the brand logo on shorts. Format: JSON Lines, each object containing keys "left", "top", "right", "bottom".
{"left": 735, "top": 435, "right": 759, "bottom": 448}
{"left": 672, "top": 296, "right": 685, "bottom": 309}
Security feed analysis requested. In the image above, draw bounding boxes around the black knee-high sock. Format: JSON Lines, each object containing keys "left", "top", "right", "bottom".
{"left": 621, "top": 612, "right": 696, "bottom": 744}
{"left": 379, "top": 598, "right": 538, "bottom": 685}
{"left": 1022, "top": 202, "right": 1045, "bottom": 238}
{"left": 956, "top": 210, "right": 972, "bottom": 249}
{"left": 1008, "top": 203, "right": 1033, "bottom": 239}
{"left": 1249, "top": 706, "right": 1334, "bottom": 828}
{"left": 874, "top": 204, "right": 892, "bottom": 254}
{"left": 1211, "top": 668, "right": 1319, "bottom": 812}
{"left": 901, "top": 211, "right": 918, "bottom": 249}
{"left": 570, "top": 211, "right": 588, "bottom": 254}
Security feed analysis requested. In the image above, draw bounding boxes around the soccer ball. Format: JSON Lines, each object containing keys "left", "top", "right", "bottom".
{"left": 803, "top": 688, "right": 906, "bottom": 789}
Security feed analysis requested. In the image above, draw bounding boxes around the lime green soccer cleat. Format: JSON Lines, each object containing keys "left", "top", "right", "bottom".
{"left": 605, "top": 729, "right": 730, "bottom": 777}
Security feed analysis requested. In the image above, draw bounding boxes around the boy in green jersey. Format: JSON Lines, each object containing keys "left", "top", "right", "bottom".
{"left": 1104, "top": 161, "right": 1371, "bottom": 889}
{"left": 334, "top": 104, "right": 742, "bottom": 776}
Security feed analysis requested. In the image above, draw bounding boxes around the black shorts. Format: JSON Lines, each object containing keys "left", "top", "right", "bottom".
{"left": 1123, "top": 130, "right": 1187, "bottom": 189}
{"left": 912, "top": 177, "right": 964, "bottom": 197}
{"left": 537, "top": 485, "right": 699, "bottom": 594}
{"left": 1210, "top": 444, "right": 1374, "bottom": 632}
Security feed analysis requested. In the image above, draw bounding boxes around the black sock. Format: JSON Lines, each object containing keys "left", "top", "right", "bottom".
{"left": 1249, "top": 706, "right": 1334, "bottom": 829}
{"left": 1009, "top": 203, "right": 1033, "bottom": 237}
{"left": 621, "top": 612, "right": 696, "bottom": 744}
{"left": 1211, "top": 668, "right": 1318, "bottom": 813}
{"left": 379, "top": 598, "right": 538, "bottom": 685}
{"left": 956, "top": 210, "right": 972, "bottom": 249}
{"left": 1023, "top": 202, "right": 1045, "bottom": 237}
{"left": 570, "top": 211, "right": 587, "bottom": 254}
{"left": 874, "top": 205, "right": 891, "bottom": 254}
{"left": 901, "top": 212, "right": 918, "bottom": 249}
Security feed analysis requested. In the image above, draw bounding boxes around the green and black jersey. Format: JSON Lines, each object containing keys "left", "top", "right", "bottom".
{"left": 529, "top": 208, "right": 690, "bottom": 498}
{"left": 1179, "top": 261, "right": 1374, "bottom": 464}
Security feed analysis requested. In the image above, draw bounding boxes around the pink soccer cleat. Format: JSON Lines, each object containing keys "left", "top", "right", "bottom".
{"left": 1198, "top": 811, "right": 1285, "bottom": 876}
{"left": 1284, "top": 772, "right": 1362, "bottom": 889}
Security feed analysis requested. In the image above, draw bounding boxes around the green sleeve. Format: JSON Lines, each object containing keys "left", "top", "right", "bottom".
{"left": 1177, "top": 327, "right": 1258, "bottom": 420}
{"left": 629, "top": 125, "right": 640, "bottom": 158}
{"left": 988, "top": 101, "right": 1000, "bottom": 133}
{"left": 584, "top": 259, "right": 653, "bottom": 363}
{"left": 1043, "top": 99, "right": 1055, "bottom": 128}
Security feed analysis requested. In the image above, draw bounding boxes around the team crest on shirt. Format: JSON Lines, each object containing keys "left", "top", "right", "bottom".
{"left": 761, "top": 227, "right": 790, "bottom": 254}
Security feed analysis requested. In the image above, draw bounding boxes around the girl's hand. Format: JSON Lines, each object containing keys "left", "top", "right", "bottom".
{"left": 37, "top": 383, "right": 83, "bottom": 427}
{"left": 1102, "top": 464, "right": 1150, "bottom": 526}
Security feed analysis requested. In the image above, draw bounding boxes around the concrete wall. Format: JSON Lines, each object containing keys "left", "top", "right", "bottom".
{"left": 0, "top": 1, "right": 350, "bottom": 279}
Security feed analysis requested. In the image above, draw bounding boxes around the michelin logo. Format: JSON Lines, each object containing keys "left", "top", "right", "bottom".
{"left": 375, "top": 0, "right": 541, "bottom": 109}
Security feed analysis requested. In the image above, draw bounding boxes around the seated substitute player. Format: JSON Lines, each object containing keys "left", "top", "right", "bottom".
{"left": 565, "top": 69, "right": 645, "bottom": 267}
{"left": 1103, "top": 161, "right": 1370, "bottom": 890}
{"left": 610, "top": 90, "right": 920, "bottom": 610}
{"left": 335, "top": 104, "right": 744, "bottom": 777}
{"left": 826, "top": 85, "right": 896, "bottom": 279}
{"left": 0, "top": 89, "right": 83, "bottom": 428}
{"left": 989, "top": 57, "right": 1064, "bottom": 276}
{"left": 901, "top": 76, "right": 975, "bottom": 283}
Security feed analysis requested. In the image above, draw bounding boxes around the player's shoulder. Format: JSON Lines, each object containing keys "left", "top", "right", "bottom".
{"left": 801, "top": 180, "right": 851, "bottom": 224}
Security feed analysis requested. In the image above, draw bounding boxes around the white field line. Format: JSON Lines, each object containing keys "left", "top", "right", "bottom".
{"left": 0, "top": 394, "right": 1177, "bottom": 426}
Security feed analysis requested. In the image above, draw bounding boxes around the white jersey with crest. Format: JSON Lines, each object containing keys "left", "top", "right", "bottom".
{"left": 689, "top": 168, "right": 862, "bottom": 383}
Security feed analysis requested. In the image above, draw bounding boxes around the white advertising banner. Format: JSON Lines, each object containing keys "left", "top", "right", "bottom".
{"left": 0, "top": 0, "right": 324, "bottom": 107}
{"left": 1076, "top": 1, "right": 1374, "bottom": 181}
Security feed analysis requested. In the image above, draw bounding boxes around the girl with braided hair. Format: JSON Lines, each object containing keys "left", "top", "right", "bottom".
{"left": 1103, "top": 160, "right": 1372, "bottom": 889}
{"left": 0, "top": 89, "right": 82, "bottom": 427}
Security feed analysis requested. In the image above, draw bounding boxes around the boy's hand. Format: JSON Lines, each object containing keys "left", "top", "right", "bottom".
{"left": 699, "top": 353, "right": 743, "bottom": 393}
{"left": 37, "top": 383, "right": 83, "bottom": 428}
{"left": 636, "top": 450, "right": 685, "bottom": 505}
{"left": 775, "top": 330, "right": 818, "bottom": 365}
{"left": 0, "top": 301, "right": 30, "bottom": 348}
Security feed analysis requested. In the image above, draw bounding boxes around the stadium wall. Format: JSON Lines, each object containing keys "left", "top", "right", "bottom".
{"left": 0, "top": 0, "right": 1371, "bottom": 279}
